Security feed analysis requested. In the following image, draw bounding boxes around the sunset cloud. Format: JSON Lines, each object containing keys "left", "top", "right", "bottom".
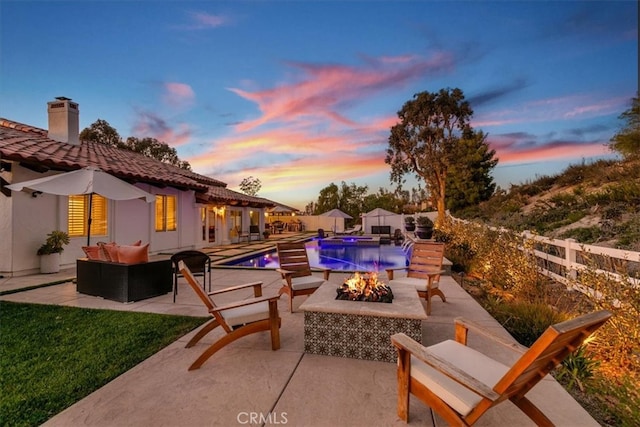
{"left": 132, "top": 110, "right": 192, "bottom": 146}
{"left": 162, "top": 82, "right": 195, "bottom": 109}
{"left": 473, "top": 94, "right": 628, "bottom": 128}
{"left": 228, "top": 52, "right": 455, "bottom": 132}
{"left": 488, "top": 132, "right": 611, "bottom": 165}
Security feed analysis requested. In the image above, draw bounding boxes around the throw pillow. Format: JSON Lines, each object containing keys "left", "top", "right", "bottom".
{"left": 82, "top": 246, "right": 103, "bottom": 260}
{"left": 117, "top": 243, "right": 149, "bottom": 264}
{"left": 98, "top": 242, "right": 119, "bottom": 262}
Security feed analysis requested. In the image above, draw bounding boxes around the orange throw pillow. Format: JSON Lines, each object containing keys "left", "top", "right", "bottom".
{"left": 82, "top": 246, "right": 103, "bottom": 260}
{"left": 130, "top": 240, "right": 142, "bottom": 246}
{"left": 98, "top": 242, "right": 119, "bottom": 262}
{"left": 116, "top": 243, "right": 149, "bottom": 264}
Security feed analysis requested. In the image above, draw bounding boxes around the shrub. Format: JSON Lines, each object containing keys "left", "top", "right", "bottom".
{"left": 555, "top": 345, "right": 600, "bottom": 392}
{"left": 37, "top": 230, "right": 70, "bottom": 255}
{"left": 483, "top": 300, "right": 567, "bottom": 347}
{"left": 559, "top": 226, "right": 602, "bottom": 244}
{"left": 439, "top": 217, "right": 542, "bottom": 293}
{"left": 416, "top": 215, "right": 433, "bottom": 226}
{"left": 574, "top": 262, "right": 640, "bottom": 371}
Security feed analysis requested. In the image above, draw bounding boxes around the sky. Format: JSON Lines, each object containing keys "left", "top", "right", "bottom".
{"left": 1, "top": 1, "right": 637, "bottom": 210}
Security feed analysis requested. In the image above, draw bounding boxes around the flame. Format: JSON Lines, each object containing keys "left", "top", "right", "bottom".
{"left": 337, "top": 271, "right": 394, "bottom": 302}
{"left": 344, "top": 272, "right": 384, "bottom": 296}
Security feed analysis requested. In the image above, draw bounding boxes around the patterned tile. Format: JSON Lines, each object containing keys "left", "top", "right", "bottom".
{"left": 304, "top": 311, "right": 422, "bottom": 363}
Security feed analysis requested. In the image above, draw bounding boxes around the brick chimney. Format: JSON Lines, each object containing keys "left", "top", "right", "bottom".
{"left": 47, "top": 97, "right": 79, "bottom": 145}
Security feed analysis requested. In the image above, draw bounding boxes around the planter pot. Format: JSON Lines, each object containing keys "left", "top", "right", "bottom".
{"left": 404, "top": 224, "right": 416, "bottom": 232}
{"left": 415, "top": 226, "right": 433, "bottom": 240}
{"left": 40, "top": 253, "right": 61, "bottom": 273}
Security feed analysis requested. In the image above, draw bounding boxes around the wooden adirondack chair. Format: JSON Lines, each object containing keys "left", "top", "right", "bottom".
{"left": 276, "top": 242, "right": 331, "bottom": 312}
{"left": 391, "top": 310, "right": 612, "bottom": 426}
{"left": 386, "top": 242, "right": 446, "bottom": 314}
{"left": 179, "top": 261, "right": 281, "bottom": 370}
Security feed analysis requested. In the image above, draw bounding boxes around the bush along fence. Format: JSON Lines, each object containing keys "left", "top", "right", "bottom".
{"left": 443, "top": 215, "right": 640, "bottom": 296}
{"left": 522, "top": 231, "right": 640, "bottom": 297}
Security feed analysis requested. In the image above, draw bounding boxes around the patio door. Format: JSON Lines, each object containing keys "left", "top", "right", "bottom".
{"left": 229, "top": 209, "right": 242, "bottom": 242}
{"left": 200, "top": 206, "right": 223, "bottom": 245}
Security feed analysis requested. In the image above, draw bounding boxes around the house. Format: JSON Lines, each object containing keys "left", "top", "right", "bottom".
{"left": 0, "top": 97, "right": 275, "bottom": 276}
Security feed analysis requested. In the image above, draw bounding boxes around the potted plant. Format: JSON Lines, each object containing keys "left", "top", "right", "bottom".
{"left": 404, "top": 216, "right": 416, "bottom": 232}
{"left": 37, "top": 230, "right": 70, "bottom": 273}
{"left": 263, "top": 230, "right": 271, "bottom": 239}
{"left": 415, "top": 216, "right": 434, "bottom": 239}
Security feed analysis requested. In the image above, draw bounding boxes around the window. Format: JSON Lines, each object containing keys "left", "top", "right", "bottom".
{"left": 68, "top": 195, "right": 107, "bottom": 237}
{"left": 155, "top": 195, "right": 177, "bottom": 232}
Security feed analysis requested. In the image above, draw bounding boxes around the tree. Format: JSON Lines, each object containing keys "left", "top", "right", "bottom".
{"left": 386, "top": 88, "right": 475, "bottom": 225}
{"left": 80, "top": 119, "right": 192, "bottom": 170}
{"left": 315, "top": 183, "right": 340, "bottom": 214}
{"left": 239, "top": 176, "right": 262, "bottom": 196}
{"left": 362, "top": 188, "right": 400, "bottom": 213}
{"left": 123, "top": 137, "right": 191, "bottom": 170}
{"left": 610, "top": 93, "right": 640, "bottom": 160}
{"left": 446, "top": 129, "right": 498, "bottom": 212}
{"left": 79, "top": 119, "right": 123, "bottom": 147}
{"left": 314, "top": 181, "right": 368, "bottom": 221}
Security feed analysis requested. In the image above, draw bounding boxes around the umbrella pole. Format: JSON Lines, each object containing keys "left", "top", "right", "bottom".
{"left": 87, "top": 193, "right": 93, "bottom": 246}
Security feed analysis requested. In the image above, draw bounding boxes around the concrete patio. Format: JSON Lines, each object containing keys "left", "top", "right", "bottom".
{"left": 1, "top": 264, "right": 598, "bottom": 426}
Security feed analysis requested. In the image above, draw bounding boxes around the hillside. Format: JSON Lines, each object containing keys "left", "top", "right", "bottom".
{"left": 456, "top": 158, "right": 640, "bottom": 251}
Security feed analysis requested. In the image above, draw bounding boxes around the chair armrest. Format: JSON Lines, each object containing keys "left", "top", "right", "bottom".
{"left": 385, "top": 266, "right": 407, "bottom": 280}
{"left": 209, "top": 281, "right": 263, "bottom": 298}
{"left": 276, "top": 268, "right": 295, "bottom": 280}
{"left": 212, "top": 294, "right": 281, "bottom": 313}
{"left": 311, "top": 267, "right": 331, "bottom": 280}
{"left": 391, "top": 333, "right": 500, "bottom": 402}
{"left": 454, "top": 317, "right": 528, "bottom": 354}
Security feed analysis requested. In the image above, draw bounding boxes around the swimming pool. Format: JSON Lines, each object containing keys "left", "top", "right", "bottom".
{"left": 225, "top": 240, "right": 410, "bottom": 272}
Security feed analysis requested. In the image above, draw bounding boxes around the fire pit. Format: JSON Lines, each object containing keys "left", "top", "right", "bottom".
{"left": 336, "top": 272, "right": 394, "bottom": 303}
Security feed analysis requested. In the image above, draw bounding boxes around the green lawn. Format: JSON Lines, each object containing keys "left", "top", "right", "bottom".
{"left": 0, "top": 301, "right": 206, "bottom": 427}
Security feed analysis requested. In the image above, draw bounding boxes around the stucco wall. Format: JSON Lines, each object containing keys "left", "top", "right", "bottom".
{"left": 0, "top": 186, "right": 12, "bottom": 274}
{"left": 1, "top": 165, "right": 204, "bottom": 276}
{"left": 2, "top": 167, "right": 64, "bottom": 275}
{"left": 2, "top": 162, "right": 274, "bottom": 276}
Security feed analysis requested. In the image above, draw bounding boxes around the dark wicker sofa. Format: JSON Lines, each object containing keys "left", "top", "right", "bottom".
{"left": 371, "top": 225, "right": 392, "bottom": 243}
{"left": 77, "top": 257, "right": 172, "bottom": 303}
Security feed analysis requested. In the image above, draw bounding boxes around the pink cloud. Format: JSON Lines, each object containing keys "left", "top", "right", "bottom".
{"left": 490, "top": 136, "right": 611, "bottom": 164}
{"left": 163, "top": 82, "right": 195, "bottom": 109}
{"left": 475, "top": 94, "right": 627, "bottom": 128}
{"left": 228, "top": 52, "right": 454, "bottom": 132}
{"left": 187, "top": 119, "right": 391, "bottom": 194}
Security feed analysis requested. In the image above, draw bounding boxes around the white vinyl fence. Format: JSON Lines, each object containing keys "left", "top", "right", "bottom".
{"left": 522, "top": 232, "right": 640, "bottom": 295}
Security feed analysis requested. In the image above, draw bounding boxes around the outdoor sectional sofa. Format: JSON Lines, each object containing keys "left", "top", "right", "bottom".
{"left": 76, "top": 242, "right": 172, "bottom": 303}
{"left": 370, "top": 225, "right": 392, "bottom": 243}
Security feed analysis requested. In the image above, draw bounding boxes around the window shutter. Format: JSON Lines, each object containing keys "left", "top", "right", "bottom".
{"left": 166, "top": 195, "right": 177, "bottom": 231}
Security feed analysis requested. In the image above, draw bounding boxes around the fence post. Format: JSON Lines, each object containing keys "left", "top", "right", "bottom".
{"left": 565, "top": 238, "right": 577, "bottom": 280}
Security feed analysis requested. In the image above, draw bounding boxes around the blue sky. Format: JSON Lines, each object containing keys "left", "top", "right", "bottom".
{"left": 1, "top": 1, "right": 637, "bottom": 209}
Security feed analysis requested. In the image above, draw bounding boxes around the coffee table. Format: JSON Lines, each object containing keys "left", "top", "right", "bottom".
{"left": 299, "top": 280, "right": 427, "bottom": 363}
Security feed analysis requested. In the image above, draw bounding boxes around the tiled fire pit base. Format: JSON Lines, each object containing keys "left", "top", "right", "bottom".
{"left": 300, "top": 281, "right": 427, "bottom": 363}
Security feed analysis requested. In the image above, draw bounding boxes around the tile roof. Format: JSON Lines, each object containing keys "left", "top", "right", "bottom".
{"left": 0, "top": 118, "right": 275, "bottom": 208}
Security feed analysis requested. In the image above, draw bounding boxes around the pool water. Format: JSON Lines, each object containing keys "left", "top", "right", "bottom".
{"left": 227, "top": 240, "right": 410, "bottom": 272}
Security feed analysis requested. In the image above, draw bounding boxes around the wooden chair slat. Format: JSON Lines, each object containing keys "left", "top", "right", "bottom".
{"left": 276, "top": 242, "right": 331, "bottom": 312}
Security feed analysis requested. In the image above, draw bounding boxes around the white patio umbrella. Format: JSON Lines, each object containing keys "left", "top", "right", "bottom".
{"left": 363, "top": 207, "right": 396, "bottom": 228}
{"left": 7, "top": 166, "right": 155, "bottom": 245}
{"left": 320, "top": 208, "right": 353, "bottom": 232}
